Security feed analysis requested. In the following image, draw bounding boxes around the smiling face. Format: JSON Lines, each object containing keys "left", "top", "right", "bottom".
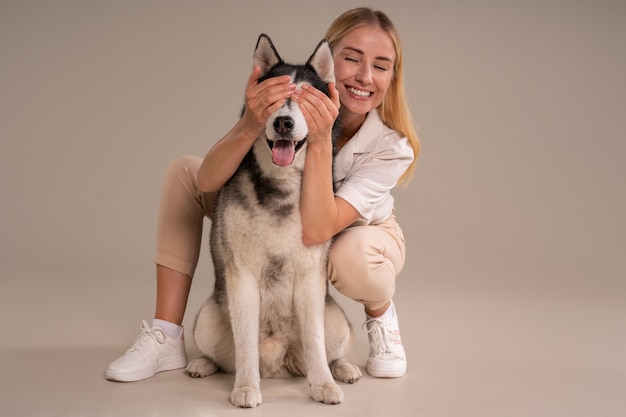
{"left": 333, "top": 25, "right": 396, "bottom": 122}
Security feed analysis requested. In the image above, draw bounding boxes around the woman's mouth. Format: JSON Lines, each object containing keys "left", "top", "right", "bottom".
{"left": 346, "top": 86, "right": 372, "bottom": 99}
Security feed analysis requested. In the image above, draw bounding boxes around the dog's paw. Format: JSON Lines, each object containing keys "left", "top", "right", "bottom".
{"left": 311, "top": 381, "right": 343, "bottom": 405}
{"left": 185, "top": 357, "right": 218, "bottom": 378}
{"left": 231, "top": 385, "right": 262, "bottom": 408}
{"left": 330, "top": 358, "right": 362, "bottom": 384}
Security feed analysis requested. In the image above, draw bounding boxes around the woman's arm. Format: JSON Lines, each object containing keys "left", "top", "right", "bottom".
{"left": 301, "top": 142, "right": 360, "bottom": 245}
{"left": 295, "top": 84, "right": 361, "bottom": 246}
{"left": 197, "top": 66, "right": 296, "bottom": 192}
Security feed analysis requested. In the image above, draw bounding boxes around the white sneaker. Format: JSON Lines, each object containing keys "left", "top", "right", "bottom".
{"left": 363, "top": 303, "right": 407, "bottom": 378}
{"left": 105, "top": 320, "right": 188, "bottom": 382}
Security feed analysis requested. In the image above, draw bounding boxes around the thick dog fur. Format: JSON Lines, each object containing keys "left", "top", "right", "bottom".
{"left": 186, "top": 34, "right": 362, "bottom": 408}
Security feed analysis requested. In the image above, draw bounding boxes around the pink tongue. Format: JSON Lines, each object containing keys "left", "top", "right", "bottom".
{"left": 271, "top": 140, "right": 295, "bottom": 166}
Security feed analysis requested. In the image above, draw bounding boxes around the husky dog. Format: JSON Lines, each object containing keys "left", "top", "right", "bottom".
{"left": 185, "top": 34, "right": 362, "bottom": 408}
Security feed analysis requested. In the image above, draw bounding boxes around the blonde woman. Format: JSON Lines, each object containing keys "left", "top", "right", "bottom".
{"left": 106, "top": 7, "right": 419, "bottom": 382}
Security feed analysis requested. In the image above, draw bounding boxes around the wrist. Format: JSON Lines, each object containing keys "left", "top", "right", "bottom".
{"left": 233, "top": 119, "right": 262, "bottom": 144}
{"left": 306, "top": 135, "right": 334, "bottom": 155}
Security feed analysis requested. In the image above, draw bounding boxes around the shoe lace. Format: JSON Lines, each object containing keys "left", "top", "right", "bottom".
{"left": 129, "top": 320, "right": 166, "bottom": 353}
{"left": 363, "top": 318, "right": 402, "bottom": 358}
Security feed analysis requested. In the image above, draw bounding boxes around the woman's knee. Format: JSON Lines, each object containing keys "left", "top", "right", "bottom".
{"left": 160, "top": 155, "right": 214, "bottom": 214}
{"left": 164, "top": 155, "right": 202, "bottom": 183}
{"left": 328, "top": 234, "right": 397, "bottom": 303}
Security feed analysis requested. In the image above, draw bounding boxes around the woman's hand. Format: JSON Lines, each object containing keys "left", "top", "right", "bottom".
{"left": 239, "top": 65, "right": 296, "bottom": 137}
{"left": 197, "top": 67, "right": 295, "bottom": 193}
{"left": 293, "top": 82, "right": 340, "bottom": 148}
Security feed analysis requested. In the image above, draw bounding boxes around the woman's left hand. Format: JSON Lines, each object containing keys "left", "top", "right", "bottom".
{"left": 293, "top": 82, "right": 340, "bottom": 148}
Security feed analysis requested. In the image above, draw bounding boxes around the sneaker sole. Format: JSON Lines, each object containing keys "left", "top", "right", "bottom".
{"left": 366, "top": 364, "right": 407, "bottom": 378}
{"left": 105, "top": 356, "right": 188, "bottom": 382}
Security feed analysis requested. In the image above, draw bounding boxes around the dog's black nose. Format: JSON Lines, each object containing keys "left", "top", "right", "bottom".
{"left": 273, "top": 116, "right": 294, "bottom": 135}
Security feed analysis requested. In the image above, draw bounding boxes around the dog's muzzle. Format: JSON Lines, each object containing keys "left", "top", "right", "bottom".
{"left": 267, "top": 116, "right": 306, "bottom": 166}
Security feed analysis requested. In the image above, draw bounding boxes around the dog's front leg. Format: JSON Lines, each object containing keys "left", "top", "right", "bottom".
{"left": 227, "top": 268, "right": 262, "bottom": 408}
{"left": 295, "top": 268, "right": 344, "bottom": 405}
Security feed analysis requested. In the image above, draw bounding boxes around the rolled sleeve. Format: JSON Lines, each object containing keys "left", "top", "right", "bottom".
{"left": 335, "top": 136, "right": 414, "bottom": 223}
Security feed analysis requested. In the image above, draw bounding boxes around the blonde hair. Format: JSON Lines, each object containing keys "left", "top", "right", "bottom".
{"left": 325, "top": 7, "right": 420, "bottom": 186}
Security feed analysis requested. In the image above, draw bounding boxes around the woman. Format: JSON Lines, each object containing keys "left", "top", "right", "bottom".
{"left": 106, "top": 7, "right": 419, "bottom": 382}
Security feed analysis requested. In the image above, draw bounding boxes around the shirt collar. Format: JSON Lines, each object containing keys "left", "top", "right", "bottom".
{"left": 344, "top": 110, "right": 384, "bottom": 154}
{"left": 334, "top": 110, "right": 385, "bottom": 182}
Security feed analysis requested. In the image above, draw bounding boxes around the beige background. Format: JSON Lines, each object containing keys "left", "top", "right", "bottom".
{"left": 1, "top": 1, "right": 624, "bottom": 416}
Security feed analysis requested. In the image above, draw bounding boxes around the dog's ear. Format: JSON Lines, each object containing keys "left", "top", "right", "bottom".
{"left": 253, "top": 34, "right": 282, "bottom": 77}
{"left": 307, "top": 40, "right": 335, "bottom": 84}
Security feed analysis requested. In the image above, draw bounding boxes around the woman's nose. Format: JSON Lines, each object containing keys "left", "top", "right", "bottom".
{"left": 355, "top": 63, "right": 372, "bottom": 84}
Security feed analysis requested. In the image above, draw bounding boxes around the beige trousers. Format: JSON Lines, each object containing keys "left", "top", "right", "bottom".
{"left": 154, "top": 156, "right": 406, "bottom": 311}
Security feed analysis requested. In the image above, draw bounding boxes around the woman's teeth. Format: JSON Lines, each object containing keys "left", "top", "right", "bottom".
{"left": 347, "top": 87, "right": 371, "bottom": 98}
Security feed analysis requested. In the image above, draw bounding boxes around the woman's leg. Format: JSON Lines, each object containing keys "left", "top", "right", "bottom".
{"left": 106, "top": 156, "right": 214, "bottom": 382}
{"left": 155, "top": 265, "right": 192, "bottom": 326}
{"left": 153, "top": 155, "right": 216, "bottom": 325}
{"left": 328, "top": 214, "right": 406, "bottom": 312}
{"left": 327, "top": 213, "right": 408, "bottom": 378}
{"left": 365, "top": 301, "right": 392, "bottom": 319}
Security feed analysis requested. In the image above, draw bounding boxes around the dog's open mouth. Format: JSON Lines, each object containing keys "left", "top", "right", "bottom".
{"left": 267, "top": 138, "right": 307, "bottom": 166}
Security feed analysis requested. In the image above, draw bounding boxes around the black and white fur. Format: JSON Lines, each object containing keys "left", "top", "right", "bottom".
{"left": 185, "top": 34, "right": 361, "bottom": 408}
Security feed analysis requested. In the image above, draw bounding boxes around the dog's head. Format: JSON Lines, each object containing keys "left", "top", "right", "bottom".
{"left": 252, "top": 34, "right": 335, "bottom": 167}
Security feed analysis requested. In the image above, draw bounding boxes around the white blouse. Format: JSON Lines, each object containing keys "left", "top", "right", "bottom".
{"left": 333, "top": 110, "right": 414, "bottom": 225}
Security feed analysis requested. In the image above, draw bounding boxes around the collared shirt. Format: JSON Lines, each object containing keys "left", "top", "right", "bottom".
{"left": 333, "top": 110, "right": 414, "bottom": 225}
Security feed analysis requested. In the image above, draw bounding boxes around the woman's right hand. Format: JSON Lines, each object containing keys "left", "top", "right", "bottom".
{"left": 197, "top": 66, "right": 296, "bottom": 193}
{"left": 239, "top": 65, "right": 296, "bottom": 136}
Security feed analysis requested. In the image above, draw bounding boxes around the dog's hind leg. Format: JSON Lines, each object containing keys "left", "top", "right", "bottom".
{"left": 189, "top": 295, "right": 236, "bottom": 374}
{"left": 227, "top": 268, "right": 263, "bottom": 408}
{"left": 186, "top": 356, "right": 219, "bottom": 378}
{"left": 324, "top": 298, "right": 362, "bottom": 384}
{"left": 294, "top": 270, "right": 344, "bottom": 405}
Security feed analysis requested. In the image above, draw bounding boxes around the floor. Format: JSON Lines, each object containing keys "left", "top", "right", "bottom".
{"left": 1, "top": 269, "right": 624, "bottom": 417}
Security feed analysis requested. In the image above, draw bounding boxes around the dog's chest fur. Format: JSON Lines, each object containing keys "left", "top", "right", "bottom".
{"left": 210, "top": 139, "right": 329, "bottom": 337}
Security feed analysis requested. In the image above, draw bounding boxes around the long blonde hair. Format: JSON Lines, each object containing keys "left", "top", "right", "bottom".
{"left": 325, "top": 7, "right": 420, "bottom": 186}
